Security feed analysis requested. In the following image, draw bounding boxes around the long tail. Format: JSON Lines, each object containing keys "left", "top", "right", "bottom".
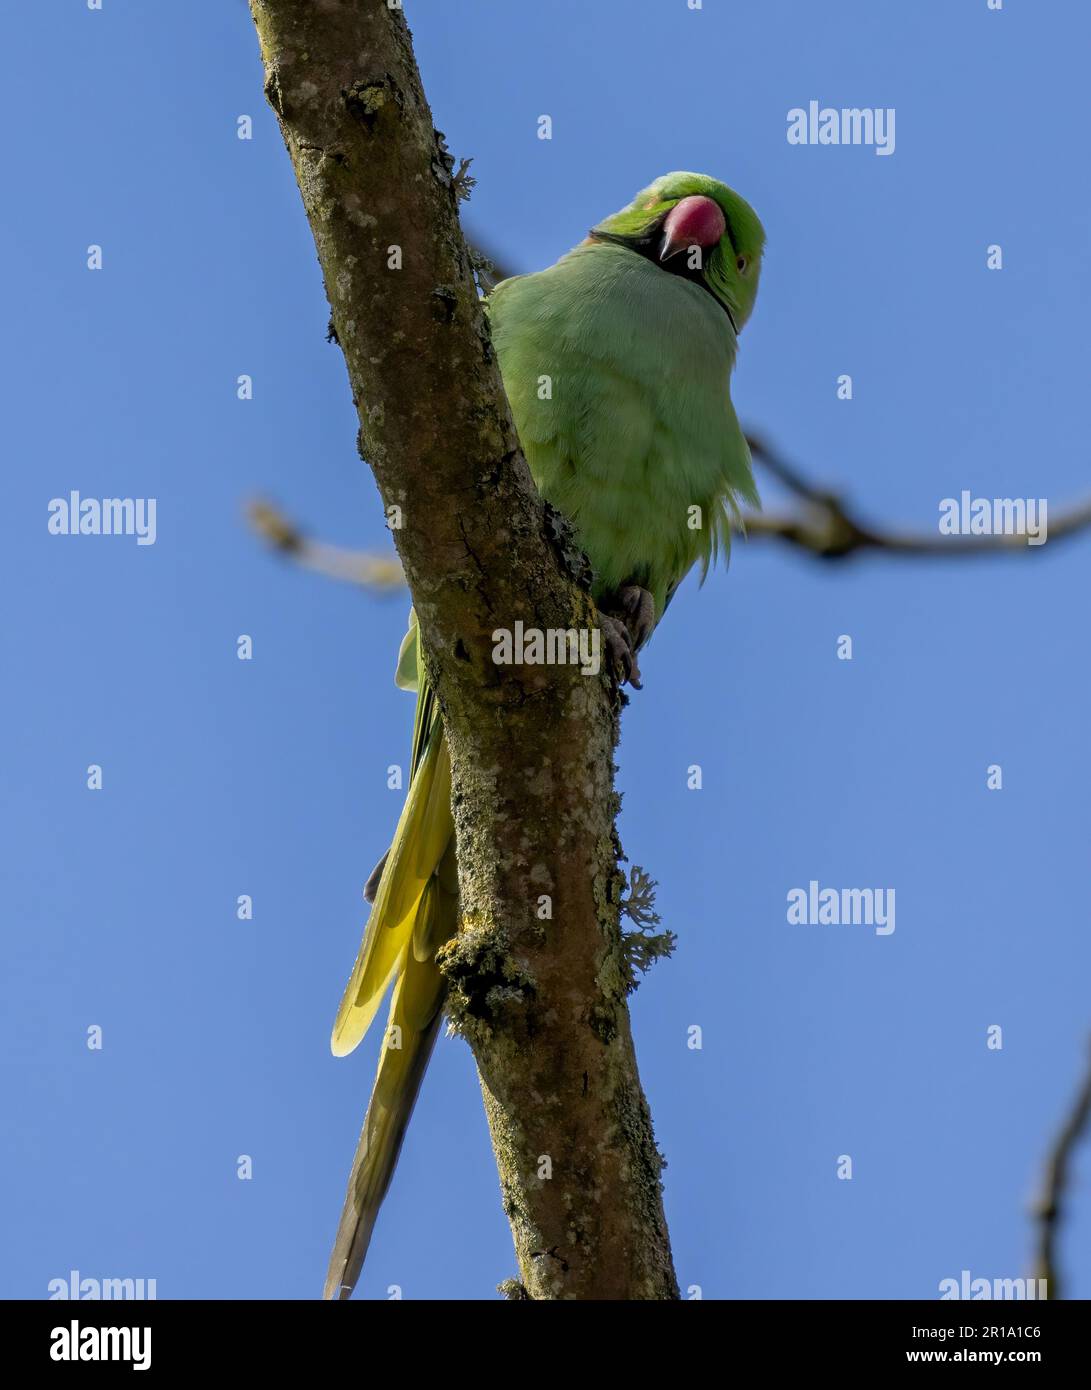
{"left": 323, "top": 614, "right": 457, "bottom": 1300}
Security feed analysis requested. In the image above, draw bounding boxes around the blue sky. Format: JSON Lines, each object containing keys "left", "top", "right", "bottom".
{"left": 2, "top": 0, "right": 1089, "bottom": 1299}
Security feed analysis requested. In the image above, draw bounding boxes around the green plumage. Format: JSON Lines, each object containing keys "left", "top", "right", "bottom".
{"left": 324, "top": 172, "right": 765, "bottom": 1298}
{"left": 489, "top": 241, "right": 755, "bottom": 615}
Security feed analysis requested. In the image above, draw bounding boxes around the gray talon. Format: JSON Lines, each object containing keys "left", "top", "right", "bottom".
{"left": 601, "top": 614, "right": 642, "bottom": 689}
{"left": 617, "top": 584, "right": 656, "bottom": 650}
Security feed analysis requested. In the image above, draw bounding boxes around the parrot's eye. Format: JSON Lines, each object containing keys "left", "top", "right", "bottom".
{"left": 736, "top": 254, "right": 749, "bottom": 274}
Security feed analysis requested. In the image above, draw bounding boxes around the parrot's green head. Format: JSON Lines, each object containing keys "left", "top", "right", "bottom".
{"left": 589, "top": 171, "right": 765, "bottom": 333}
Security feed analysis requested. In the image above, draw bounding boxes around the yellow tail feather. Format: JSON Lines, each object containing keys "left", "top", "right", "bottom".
{"left": 325, "top": 618, "right": 459, "bottom": 1298}
{"left": 323, "top": 939, "right": 450, "bottom": 1299}
{"left": 330, "top": 722, "right": 452, "bottom": 1057}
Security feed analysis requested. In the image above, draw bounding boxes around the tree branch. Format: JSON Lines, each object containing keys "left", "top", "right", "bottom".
{"left": 247, "top": 498, "right": 404, "bottom": 590}
{"left": 743, "top": 434, "right": 1091, "bottom": 560}
{"left": 1033, "top": 1037, "right": 1091, "bottom": 1300}
{"left": 247, "top": 432, "right": 1091, "bottom": 591}
{"left": 248, "top": 0, "right": 676, "bottom": 1298}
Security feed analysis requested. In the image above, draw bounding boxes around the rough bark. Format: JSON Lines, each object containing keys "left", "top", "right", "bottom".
{"left": 248, "top": 0, "right": 678, "bottom": 1299}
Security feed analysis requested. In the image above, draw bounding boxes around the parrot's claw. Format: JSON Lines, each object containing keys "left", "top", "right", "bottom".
{"left": 600, "top": 583, "right": 655, "bottom": 688}
{"left": 616, "top": 584, "right": 656, "bottom": 650}
{"left": 601, "top": 614, "right": 643, "bottom": 689}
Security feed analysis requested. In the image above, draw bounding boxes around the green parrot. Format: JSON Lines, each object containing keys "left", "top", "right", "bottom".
{"left": 323, "top": 171, "right": 765, "bottom": 1299}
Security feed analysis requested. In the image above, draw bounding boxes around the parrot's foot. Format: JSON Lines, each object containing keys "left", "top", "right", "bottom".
{"left": 599, "top": 583, "right": 655, "bottom": 688}
{"left": 601, "top": 614, "right": 643, "bottom": 689}
{"left": 616, "top": 583, "right": 656, "bottom": 650}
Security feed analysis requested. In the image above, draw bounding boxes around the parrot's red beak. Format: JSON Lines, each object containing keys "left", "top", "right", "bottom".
{"left": 658, "top": 195, "right": 726, "bottom": 262}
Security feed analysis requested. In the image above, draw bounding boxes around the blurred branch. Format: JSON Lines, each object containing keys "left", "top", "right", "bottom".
{"left": 743, "top": 433, "right": 1091, "bottom": 559}
{"left": 1033, "top": 1037, "right": 1091, "bottom": 1300}
{"left": 246, "top": 234, "right": 516, "bottom": 592}
{"left": 249, "top": 432, "right": 1091, "bottom": 593}
{"left": 247, "top": 498, "right": 404, "bottom": 591}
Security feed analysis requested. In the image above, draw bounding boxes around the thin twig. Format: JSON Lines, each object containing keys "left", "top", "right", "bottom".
{"left": 1033, "top": 1036, "right": 1091, "bottom": 1300}
{"left": 246, "top": 498, "right": 403, "bottom": 591}
{"left": 743, "top": 434, "right": 1091, "bottom": 560}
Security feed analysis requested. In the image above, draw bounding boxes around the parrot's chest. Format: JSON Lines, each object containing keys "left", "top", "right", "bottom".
{"left": 491, "top": 246, "right": 746, "bottom": 610}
